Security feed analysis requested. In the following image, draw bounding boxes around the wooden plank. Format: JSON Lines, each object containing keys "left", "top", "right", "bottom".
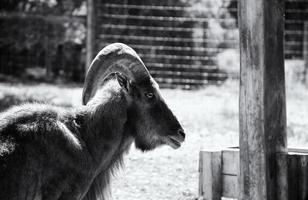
{"left": 100, "top": 13, "right": 237, "bottom": 23}
{"left": 44, "top": 26, "right": 52, "bottom": 79}
{"left": 222, "top": 148, "right": 239, "bottom": 175}
{"left": 98, "top": 34, "right": 237, "bottom": 44}
{"left": 288, "top": 154, "right": 308, "bottom": 200}
{"left": 222, "top": 174, "right": 238, "bottom": 198}
{"left": 277, "top": 153, "right": 289, "bottom": 200}
{"left": 199, "top": 150, "right": 222, "bottom": 200}
{"left": 288, "top": 147, "right": 308, "bottom": 154}
{"left": 238, "top": 0, "right": 287, "bottom": 200}
{"left": 146, "top": 63, "right": 217, "bottom": 70}
{"left": 221, "top": 148, "right": 239, "bottom": 198}
{"left": 86, "top": 0, "right": 96, "bottom": 71}
{"left": 147, "top": 65, "right": 217, "bottom": 73}
{"left": 155, "top": 78, "right": 208, "bottom": 86}
{"left": 142, "top": 57, "right": 216, "bottom": 66}
{"left": 102, "top": 3, "right": 238, "bottom": 11}
{"left": 149, "top": 71, "right": 225, "bottom": 81}
{"left": 304, "top": 22, "right": 308, "bottom": 88}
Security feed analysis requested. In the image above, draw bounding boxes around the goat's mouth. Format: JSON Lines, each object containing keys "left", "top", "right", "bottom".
{"left": 166, "top": 132, "right": 185, "bottom": 149}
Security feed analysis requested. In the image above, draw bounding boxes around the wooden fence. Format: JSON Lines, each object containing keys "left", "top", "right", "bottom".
{"left": 90, "top": 1, "right": 236, "bottom": 88}
{"left": 1, "top": 0, "right": 308, "bottom": 87}
{"left": 89, "top": 0, "right": 308, "bottom": 88}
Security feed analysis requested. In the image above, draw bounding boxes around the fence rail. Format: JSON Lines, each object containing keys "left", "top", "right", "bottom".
{"left": 103, "top": 3, "right": 238, "bottom": 11}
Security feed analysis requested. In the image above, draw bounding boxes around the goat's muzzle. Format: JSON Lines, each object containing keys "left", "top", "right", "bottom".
{"left": 166, "top": 129, "right": 185, "bottom": 149}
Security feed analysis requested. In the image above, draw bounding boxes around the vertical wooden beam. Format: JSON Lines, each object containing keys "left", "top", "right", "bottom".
{"left": 86, "top": 0, "right": 96, "bottom": 71}
{"left": 239, "top": 0, "right": 288, "bottom": 200}
{"left": 303, "top": 22, "right": 308, "bottom": 87}
{"left": 198, "top": 150, "right": 222, "bottom": 200}
{"left": 44, "top": 23, "right": 52, "bottom": 79}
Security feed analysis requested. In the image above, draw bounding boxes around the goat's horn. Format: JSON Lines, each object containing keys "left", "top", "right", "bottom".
{"left": 82, "top": 43, "right": 151, "bottom": 105}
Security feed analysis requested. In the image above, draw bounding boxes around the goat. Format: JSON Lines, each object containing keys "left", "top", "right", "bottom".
{"left": 0, "top": 43, "right": 185, "bottom": 200}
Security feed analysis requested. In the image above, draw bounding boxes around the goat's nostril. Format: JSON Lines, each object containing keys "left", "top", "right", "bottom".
{"left": 178, "top": 129, "right": 185, "bottom": 139}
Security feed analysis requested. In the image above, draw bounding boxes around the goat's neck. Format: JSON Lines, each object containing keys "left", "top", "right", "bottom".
{"left": 79, "top": 86, "right": 133, "bottom": 173}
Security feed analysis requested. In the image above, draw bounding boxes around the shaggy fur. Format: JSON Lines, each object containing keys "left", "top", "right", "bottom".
{"left": 0, "top": 75, "right": 184, "bottom": 200}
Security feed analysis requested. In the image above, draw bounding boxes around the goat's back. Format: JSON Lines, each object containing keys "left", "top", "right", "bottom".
{"left": 0, "top": 104, "right": 88, "bottom": 199}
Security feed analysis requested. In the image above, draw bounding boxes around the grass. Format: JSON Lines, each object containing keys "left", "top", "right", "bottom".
{"left": 0, "top": 80, "right": 307, "bottom": 200}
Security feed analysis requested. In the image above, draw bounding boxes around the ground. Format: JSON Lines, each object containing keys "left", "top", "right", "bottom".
{"left": 0, "top": 79, "right": 307, "bottom": 200}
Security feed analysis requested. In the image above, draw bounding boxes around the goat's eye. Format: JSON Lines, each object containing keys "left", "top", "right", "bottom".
{"left": 145, "top": 92, "right": 154, "bottom": 99}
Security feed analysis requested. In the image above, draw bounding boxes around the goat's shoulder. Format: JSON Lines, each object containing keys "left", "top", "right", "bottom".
{"left": 1, "top": 102, "right": 66, "bottom": 117}
{"left": 0, "top": 103, "right": 81, "bottom": 149}
{"left": 0, "top": 103, "right": 66, "bottom": 129}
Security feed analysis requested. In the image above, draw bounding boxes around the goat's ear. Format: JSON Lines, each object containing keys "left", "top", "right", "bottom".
{"left": 115, "top": 72, "right": 130, "bottom": 92}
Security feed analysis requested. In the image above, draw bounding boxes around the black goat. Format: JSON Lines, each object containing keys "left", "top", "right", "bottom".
{"left": 0, "top": 43, "right": 185, "bottom": 200}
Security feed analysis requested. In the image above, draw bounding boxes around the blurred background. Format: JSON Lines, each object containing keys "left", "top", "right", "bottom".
{"left": 0, "top": 0, "right": 307, "bottom": 199}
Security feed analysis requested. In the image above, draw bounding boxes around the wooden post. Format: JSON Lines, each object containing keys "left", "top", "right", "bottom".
{"left": 303, "top": 22, "right": 308, "bottom": 87}
{"left": 239, "top": 0, "right": 288, "bottom": 200}
{"left": 288, "top": 154, "right": 308, "bottom": 200}
{"left": 44, "top": 23, "right": 52, "bottom": 79}
{"left": 198, "top": 150, "right": 222, "bottom": 200}
{"left": 86, "top": 0, "right": 96, "bottom": 71}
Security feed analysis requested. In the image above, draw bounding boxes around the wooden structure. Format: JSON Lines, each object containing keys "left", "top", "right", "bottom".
{"left": 85, "top": 0, "right": 230, "bottom": 88}
{"left": 199, "top": 148, "right": 308, "bottom": 200}
{"left": 199, "top": 0, "right": 308, "bottom": 199}
{"left": 84, "top": 0, "right": 308, "bottom": 88}
{"left": 239, "top": 0, "right": 287, "bottom": 199}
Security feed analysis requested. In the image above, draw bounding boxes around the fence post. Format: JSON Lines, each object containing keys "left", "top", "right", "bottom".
{"left": 86, "top": 0, "right": 96, "bottom": 71}
{"left": 303, "top": 22, "right": 308, "bottom": 87}
{"left": 44, "top": 23, "right": 52, "bottom": 79}
{"left": 198, "top": 150, "right": 222, "bottom": 200}
{"left": 238, "top": 0, "right": 288, "bottom": 200}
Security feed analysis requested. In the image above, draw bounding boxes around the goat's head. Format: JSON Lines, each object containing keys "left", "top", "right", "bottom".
{"left": 82, "top": 43, "right": 185, "bottom": 151}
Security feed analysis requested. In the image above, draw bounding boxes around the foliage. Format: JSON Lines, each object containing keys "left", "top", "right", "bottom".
{"left": 1, "top": 0, "right": 85, "bottom": 15}
{"left": 0, "top": 0, "right": 86, "bottom": 81}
